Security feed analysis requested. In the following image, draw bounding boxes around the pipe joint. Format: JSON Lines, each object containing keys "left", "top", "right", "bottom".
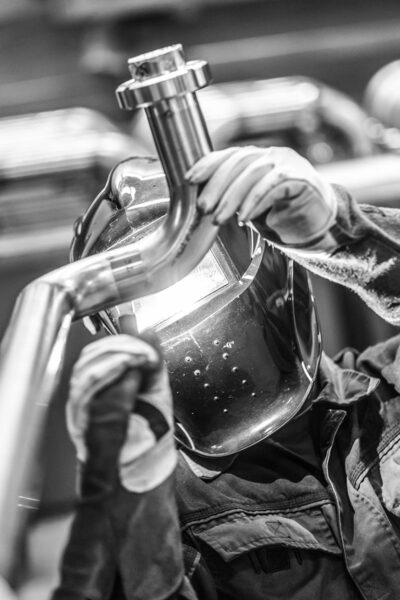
{"left": 116, "top": 44, "right": 212, "bottom": 110}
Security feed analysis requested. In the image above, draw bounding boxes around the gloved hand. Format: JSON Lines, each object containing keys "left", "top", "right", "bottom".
{"left": 186, "top": 146, "right": 337, "bottom": 248}
{"left": 54, "top": 334, "right": 182, "bottom": 600}
{"left": 66, "top": 333, "right": 176, "bottom": 493}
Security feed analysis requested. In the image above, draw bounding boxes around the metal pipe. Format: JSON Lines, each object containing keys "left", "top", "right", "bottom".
{"left": 0, "top": 285, "right": 73, "bottom": 579}
{"left": 0, "top": 44, "right": 217, "bottom": 580}
{"left": 146, "top": 94, "right": 211, "bottom": 189}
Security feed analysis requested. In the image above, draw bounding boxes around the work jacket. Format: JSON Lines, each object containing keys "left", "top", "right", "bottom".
{"left": 175, "top": 342, "right": 400, "bottom": 600}
{"left": 110, "top": 188, "right": 400, "bottom": 600}
{"left": 54, "top": 188, "right": 400, "bottom": 600}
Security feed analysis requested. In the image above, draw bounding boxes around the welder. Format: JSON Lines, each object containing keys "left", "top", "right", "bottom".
{"left": 54, "top": 146, "right": 400, "bottom": 600}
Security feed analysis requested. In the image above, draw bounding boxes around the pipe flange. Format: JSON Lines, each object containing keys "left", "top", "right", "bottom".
{"left": 115, "top": 44, "right": 212, "bottom": 110}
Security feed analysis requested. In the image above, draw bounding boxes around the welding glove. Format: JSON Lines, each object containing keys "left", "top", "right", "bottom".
{"left": 54, "top": 334, "right": 181, "bottom": 600}
{"left": 66, "top": 333, "right": 176, "bottom": 493}
{"left": 186, "top": 145, "right": 337, "bottom": 250}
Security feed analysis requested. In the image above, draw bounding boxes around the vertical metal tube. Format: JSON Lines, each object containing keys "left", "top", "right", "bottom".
{"left": 0, "top": 284, "right": 73, "bottom": 578}
{"left": 146, "top": 94, "right": 212, "bottom": 188}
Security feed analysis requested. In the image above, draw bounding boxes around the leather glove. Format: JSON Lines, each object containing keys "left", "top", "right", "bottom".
{"left": 185, "top": 146, "right": 337, "bottom": 249}
{"left": 53, "top": 334, "right": 182, "bottom": 600}
{"left": 66, "top": 333, "right": 176, "bottom": 493}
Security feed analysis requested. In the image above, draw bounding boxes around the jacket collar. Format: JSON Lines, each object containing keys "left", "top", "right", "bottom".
{"left": 316, "top": 352, "right": 379, "bottom": 407}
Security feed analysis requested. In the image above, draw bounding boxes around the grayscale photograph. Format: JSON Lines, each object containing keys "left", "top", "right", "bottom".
{"left": 0, "top": 1, "right": 400, "bottom": 598}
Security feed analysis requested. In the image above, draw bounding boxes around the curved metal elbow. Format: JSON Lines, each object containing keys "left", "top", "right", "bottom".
{"left": 64, "top": 156, "right": 218, "bottom": 319}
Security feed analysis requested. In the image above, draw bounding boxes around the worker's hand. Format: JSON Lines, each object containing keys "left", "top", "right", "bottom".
{"left": 66, "top": 334, "right": 176, "bottom": 493}
{"left": 186, "top": 146, "right": 337, "bottom": 247}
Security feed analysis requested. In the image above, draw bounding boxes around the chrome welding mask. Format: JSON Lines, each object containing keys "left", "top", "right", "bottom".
{"left": 72, "top": 157, "right": 321, "bottom": 458}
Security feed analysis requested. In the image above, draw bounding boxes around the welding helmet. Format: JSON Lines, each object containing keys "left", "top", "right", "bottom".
{"left": 71, "top": 156, "right": 321, "bottom": 458}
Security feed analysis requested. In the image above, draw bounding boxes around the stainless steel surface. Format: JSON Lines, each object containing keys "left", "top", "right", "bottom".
{"left": 0, "top": 44, "right": 217, "bottom": 580}
{"left": 162, "top": 234, "right": 321, "bottom": 456}
{"left": 0, "top": 284, "right": 73, "bottom": 578}
{"left": 74, "top": 163, "right": 321, "bottom": 457}
{"left": 116, "top": 44, "right": 211, "bottom": 110}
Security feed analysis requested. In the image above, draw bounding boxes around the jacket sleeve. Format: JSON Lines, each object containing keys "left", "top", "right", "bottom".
{"left": 259, "top": 185, "right": 400, "bottom": 326}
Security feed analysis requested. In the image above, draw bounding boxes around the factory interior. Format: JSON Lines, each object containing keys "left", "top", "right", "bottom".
{"left": 2, "top": 1, "right": 400, "bottom": 598}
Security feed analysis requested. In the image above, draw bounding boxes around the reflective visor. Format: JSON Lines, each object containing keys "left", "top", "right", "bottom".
{"left": 133, "top": 248, "right": 230, "bottom": 330}
{"left": 122, "top": 222, "right": 321, "bottom": 457}
{"left": 73, "top": 164, "right": 321, "bottom": 457}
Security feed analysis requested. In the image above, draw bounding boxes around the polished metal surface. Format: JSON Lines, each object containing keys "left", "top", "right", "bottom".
{"left": 0, "top": 44, "right": 217, "bottom": 579}
{"left": 162, "top": 235, "right": 320, "bottom": 456}
{"left": 116, "top": 44, "right": 212, "bottom": 109}
{"left": 0, "top": 284, "right": 73, "bottom": 579}
{"left": 75, "top": 163, "right": 321, "bottom": 456}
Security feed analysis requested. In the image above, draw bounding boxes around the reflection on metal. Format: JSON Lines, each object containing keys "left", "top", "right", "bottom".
{"left": 76, "top": 167, "right": 321, "bottom": 457}
{"left": 0, "top": 44, "right": 218, "bottom": 579}
{"left": 133, "top": 76, "right": 375, "bottom": 162}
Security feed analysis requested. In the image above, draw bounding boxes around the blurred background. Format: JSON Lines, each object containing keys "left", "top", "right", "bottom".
{"left": 2, "top": 0, "right": 400, "bottom": 553}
